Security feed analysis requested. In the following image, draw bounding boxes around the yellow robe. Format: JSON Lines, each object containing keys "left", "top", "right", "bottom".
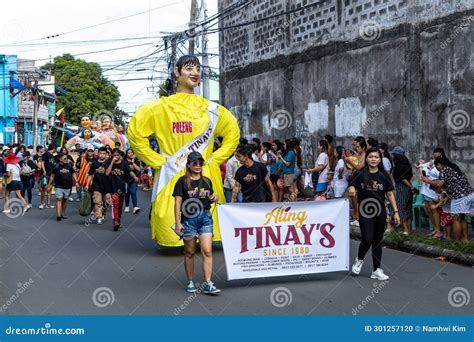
{"left": 127, "top": 93, "right": 240, "bottom": 246}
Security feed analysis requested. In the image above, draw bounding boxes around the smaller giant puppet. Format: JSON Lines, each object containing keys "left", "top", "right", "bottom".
{"left": 100, "top": 115, "right": 126, "bottom": 148}
{"left": 65, "top": 128, "right": 114, "bottom": 151}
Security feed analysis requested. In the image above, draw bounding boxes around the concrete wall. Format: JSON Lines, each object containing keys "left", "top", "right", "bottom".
{"left": 219, "top": 1, "right": 474, "bottom": 181}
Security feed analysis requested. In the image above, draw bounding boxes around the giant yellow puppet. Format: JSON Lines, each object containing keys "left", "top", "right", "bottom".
{"left": 128, "top": 55, "right": 240, "bottom": 246}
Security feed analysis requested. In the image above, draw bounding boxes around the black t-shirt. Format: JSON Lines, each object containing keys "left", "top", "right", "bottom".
{"left": 173, "top": 176, "right": 214, "bottom": 212}
{"left": 126, "top": 157, "right": 140, "bottom": 181}
{"left": 88, "top": 159, "right": 112, "bottom": 193}
{"left": 234, "top": 162, "right": 268, "bottom": 203}
{"left": 350, "top": 169, "right": 394, "bottom": 207}
{"left": 109, "top": 161, "right": 132, "bottom": 194}
{"left": 42, "top": 151, "right": 56, "bottom": 174}
{"left": 52, "top": 163, "right": 74, "bottom": 189}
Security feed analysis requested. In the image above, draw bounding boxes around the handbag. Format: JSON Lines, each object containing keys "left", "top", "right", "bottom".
{"left": 2, "top": 174, "right": 12, "bottom": 185}
{"left": 79, "top": 191, "right": 92, "bottom": 217}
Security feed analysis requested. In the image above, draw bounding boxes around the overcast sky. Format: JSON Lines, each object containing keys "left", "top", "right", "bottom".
{"left": 0, "top": 0, "right": 219, "bottom": 115}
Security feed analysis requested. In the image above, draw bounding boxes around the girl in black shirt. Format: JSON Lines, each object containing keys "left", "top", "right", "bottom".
{"left": 172, "top": 151, "right": 220, "bottom": 295}
{"left": 348, "top": 148, "right": 400, "bottom": 281}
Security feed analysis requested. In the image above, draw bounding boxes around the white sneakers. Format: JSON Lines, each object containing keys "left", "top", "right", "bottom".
{"left": 371, "top": 268, "right": 389, "bottom": 281}
{"left": 97, "top": 218, "right": 103, "bottom": 225}
{"left": 351, "top": 220, "right": 360, "bottom": 227}
{"left": 124, "top": 207, "right": 140, "bottom": 214}
{"left": 351, "top": 258, "right": 364, "bottom": 275}
{"left": 351, "top": 258, "right": 389, "bottom": 280}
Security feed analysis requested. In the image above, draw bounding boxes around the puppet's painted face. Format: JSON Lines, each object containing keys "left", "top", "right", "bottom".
{"left": 95, "top": 121, "right": 102, "bottom": 131}
{"left": 117, "top": 125, "right": 124, "bottom": 133}
{"left": 81, "top": 116, "right": 92, "bottom": 128}
{"left": 175, "top": 63, "right": 201, "bottom": 89}
{"left": 83, "top": 129, "right": 92, "bottom": 140}
{"left": 102, "top": 117, "right": 111, "bottom": 130}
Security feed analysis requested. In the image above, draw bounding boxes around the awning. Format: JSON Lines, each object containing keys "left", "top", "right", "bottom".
{"left": 9, "top": 79, "right": 24, "bottom": 91}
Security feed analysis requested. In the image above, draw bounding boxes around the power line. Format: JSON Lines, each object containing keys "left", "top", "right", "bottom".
{"left": 3, "top": 1, "right": 184, "bottom": 46}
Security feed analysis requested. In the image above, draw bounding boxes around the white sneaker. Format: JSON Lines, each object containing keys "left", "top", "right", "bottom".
{"left": 133, "top": 207, "right": 140, "bottom": 214}
{"left": 23, "top": 206, "right": 30, "bottom": 214}
{"left": 351, "top": 258, "right": 364, "bottom": 275}
{"left": 351, "top": 220, "right": 360, "bottom": 227}
{"left": 2, "top": 209, "right": 10, "bottom": 214}
{"left": 27, "top": 204, "right": 32, "bottom": 209}
{"left": 124, "top": 207, "right": 130, "bottom": 213}
{"left": 49, "top": 205, "right": 55, "bottom": 209}
{"left": 97, "top": 218, "right": 103, "bottom": 225}
{"left": 39, "top": 204, "right": 44, "bottom": 209}
{"left": 371, "top": 268, "right": 389, "bottom": 281}
{"left": 68, "top": 197, "right": 74, "bottom": 202}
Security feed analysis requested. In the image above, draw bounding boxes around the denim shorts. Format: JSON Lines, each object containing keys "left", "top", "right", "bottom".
{"left": 55, "top": 187, "right": 72, "bottom": 199}
{"left": 182, "top": 210, "right": 213, "bottom": 239}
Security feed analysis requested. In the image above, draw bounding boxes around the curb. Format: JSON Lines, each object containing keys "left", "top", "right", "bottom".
{"left": 350, "top": 226, "right": 474, "bottom": 267}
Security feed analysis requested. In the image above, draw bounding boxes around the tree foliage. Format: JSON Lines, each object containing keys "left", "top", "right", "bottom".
{"left": 42, "top": 54, "right": 120, "bottom": 125}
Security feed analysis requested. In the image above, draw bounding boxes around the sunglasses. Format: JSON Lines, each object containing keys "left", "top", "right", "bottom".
{"left": 190, "top": 160, "right": 203, "bottom": 166}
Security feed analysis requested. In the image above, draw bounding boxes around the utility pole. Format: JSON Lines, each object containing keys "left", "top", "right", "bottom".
{"left": 188, "top": 0, "right": 199, "bottom": 54}
{"left": 201, "top": 0, "right": 209, "bottom": 99}
{"left": 170, "top": 36, "right": 177, "bottom": 94}
{"left": 32, "top": 80, "right": 39, "bottom": 151}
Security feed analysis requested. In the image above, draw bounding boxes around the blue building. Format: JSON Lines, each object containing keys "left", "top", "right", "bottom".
{"left": 0, "top": 55, "right": 19, "bottom": 145}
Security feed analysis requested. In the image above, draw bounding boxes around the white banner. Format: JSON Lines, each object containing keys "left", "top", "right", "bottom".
{"left": 218, "top": 199, "right": 350, "bottom": 280}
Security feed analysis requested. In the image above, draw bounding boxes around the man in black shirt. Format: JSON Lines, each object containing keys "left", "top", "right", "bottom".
{"left": 47, "top": 153, "right": 77, "bottom": 221}
{"left": 232, "top": 146, "right": 276, "bottom": 203}
{"left": 86, "top": 147, "right": 112, "bottom": 225}
{"left": 106, "top": 148, "right": 139, "bottom": 231}
{"left": 41, "top": 144, "right": 57, "bottom": 209}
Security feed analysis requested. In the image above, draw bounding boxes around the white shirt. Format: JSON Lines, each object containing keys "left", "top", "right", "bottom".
{"left": 382, "top": 157, "right": 392, "bottom": 173}
{"left": 420, "top": 161, "right": 439, "bottom": 200}
{"left": 252, "top": 153, "right": 259, "bottom": 163}
{"left": 334, "top": 159, "right": 349, "bottom": 186}
{"left": 6, "top": 163, "right": 21, "bottom": 181}
{"left": 315, "top": 152, "right": 329, "bottom": 183}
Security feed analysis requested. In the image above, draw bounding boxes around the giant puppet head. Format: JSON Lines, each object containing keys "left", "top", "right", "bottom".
{"left": 80, "top": 115, "right": 92, "bottom": 130}
{"left": 173, "top": 55, "right": 201, "bottom": 91}
{"left": 101, "top": 115, "right": 113, "bottom": 130}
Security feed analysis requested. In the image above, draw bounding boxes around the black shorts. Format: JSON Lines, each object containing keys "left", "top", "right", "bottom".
{"left": 7, "top": 180, "right": 22, "bottom": 191}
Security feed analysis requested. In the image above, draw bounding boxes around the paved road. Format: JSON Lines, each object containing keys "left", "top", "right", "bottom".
{"left": 0, "top": 189, "right": 472, "bottom": 316}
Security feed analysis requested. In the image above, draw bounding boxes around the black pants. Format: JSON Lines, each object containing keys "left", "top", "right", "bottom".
{"left": 21, "top": 177, "right": 34, "bottom": 204}
{"left": 358, "top": 212, "right": 386, "bottom": 271}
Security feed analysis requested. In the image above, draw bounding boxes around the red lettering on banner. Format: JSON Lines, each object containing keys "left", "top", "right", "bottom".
{"left": 282, "top": 225, "right": 302, "bottom": 245}
{"left": 234, "top": 227, "right": 254, "bottom": 253}
{"left": 234, "top": 222, "right": 336, "bottom": 254}
{"left": 320, "top": 223, "right": 336, "bottom": 248}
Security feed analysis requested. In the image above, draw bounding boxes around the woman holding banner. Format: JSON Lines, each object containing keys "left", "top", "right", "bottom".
{"left": 128, "top": 55, "right": 240, "bottom": 247}
{"left": 348, "top": 147, "right": 400, "bottom": 281}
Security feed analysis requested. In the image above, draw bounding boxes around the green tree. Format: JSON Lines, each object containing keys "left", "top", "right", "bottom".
{"left": 42, "top": 54, "right": 120, "bottom": 125}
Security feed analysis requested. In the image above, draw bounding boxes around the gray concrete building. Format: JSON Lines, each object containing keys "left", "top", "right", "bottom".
{"left": 219, "top": 0, "right": 473, "bottom": 180}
